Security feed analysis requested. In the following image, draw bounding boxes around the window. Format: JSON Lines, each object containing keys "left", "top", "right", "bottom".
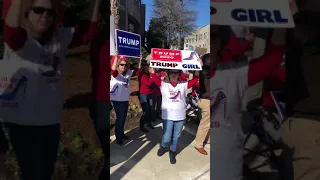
{"left": 128, "top": 21, "right": 135, "bottom": 33}
{"left": 204, "top": 33, "right": 207, "bottom": 39}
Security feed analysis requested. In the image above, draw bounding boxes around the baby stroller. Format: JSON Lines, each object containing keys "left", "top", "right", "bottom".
{"left": 243, "top": 91, "right": 286, "bottom": 180}
{"left": 186, "top": 90, "right": 202, "bottom": 125}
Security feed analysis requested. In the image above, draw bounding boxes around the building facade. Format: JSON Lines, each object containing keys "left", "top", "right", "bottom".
{"left": 184, "top": 24, "right": 210, "bottom": 54}
{"left": 119, "top": 0, "right": 146, "bottom": 39}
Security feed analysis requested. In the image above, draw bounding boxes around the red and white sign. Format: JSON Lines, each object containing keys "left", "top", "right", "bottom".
{"left": 150, "top": 48, "right": 202, "bottom": 71}
{"left": 151, "top": 48, "right": 182, "bottom": 63}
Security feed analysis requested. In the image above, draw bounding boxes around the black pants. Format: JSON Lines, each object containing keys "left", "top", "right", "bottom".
{"left": 139, "top": 94, "right": 153, "bottom": 127}
{"left": 111, "top": 101, "right": 129, "bottom": 140}
{"left": 5, "top": 123, "right": 60, "bottom": 180}
{"left": 89, "top": 100, "right": 110, "bottom": 179}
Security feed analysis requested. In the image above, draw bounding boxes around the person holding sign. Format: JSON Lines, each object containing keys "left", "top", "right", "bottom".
{"left": 210, "top": 26, "right": 286, "bottom": 180}
{"left": 1, "top": 0, "right": 100, "bottom": 179}
{"left": 150, "top": 58, "right": 202, "bottom": 164}
{"left": 138, "top": 58, "right": 155, "bottom": 132}
{"left": 110, "top": 53, "right": 141, "bottom": 145}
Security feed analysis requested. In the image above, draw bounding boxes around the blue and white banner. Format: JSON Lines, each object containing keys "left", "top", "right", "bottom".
{"left": 115, "top": 29, "right": 141, "bottom": 58}
{"left": 210, "top": 0, "right": 295, "bottom": 28}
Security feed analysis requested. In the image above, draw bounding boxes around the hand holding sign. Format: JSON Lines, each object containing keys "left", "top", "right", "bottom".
{"left": 289, "top": 0, "right": 298, "bottom": 16}
{"left": 244, "top": 31, "right": 255, "bottom": 42}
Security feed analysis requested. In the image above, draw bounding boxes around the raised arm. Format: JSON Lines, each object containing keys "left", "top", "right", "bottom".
{"left": 248, "top": 29, "right": 286, "bottom": 86}
{"left": 132, "top": 55, "right": 142, "bottom": 76}
{"left": 111, "top": 55, "right": 119, "bottom": 78}
{"left": 68, "top": 0, "right": 100, "bottom": 48}
{"left": 150, "top": 68, "right": 162, "bottom": 87}
{"left": 4, "top": 0, "right": 27, "bottom": 51}
{"left": 187, "top": 71, "right": 199, "bottom": 89}
{"left": 221, "top": 31, "right": 253, "bottom": 62}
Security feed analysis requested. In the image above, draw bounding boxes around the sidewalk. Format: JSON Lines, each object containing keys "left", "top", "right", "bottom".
{"left": 110, "top": 121, "right": 210, "bottom": 180}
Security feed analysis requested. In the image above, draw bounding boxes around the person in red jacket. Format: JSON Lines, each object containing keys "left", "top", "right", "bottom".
{"left": 138, "top": 59, "right": 155, "bottom": 132}
{"left": 89, "top": 0, "right": 109, "bottom": 179}
{"left": 210, "top": 26, "right": 286, "bottom": 180}
{"left": 151, "top": 68, "right": 163, "bottom": 121}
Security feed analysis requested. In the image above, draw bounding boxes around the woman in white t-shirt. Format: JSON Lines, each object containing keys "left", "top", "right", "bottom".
{"left": 210, "top": 25, "right": 286, "bottom": 180}
{"left": 110, "top": 54, "right": 141, "bottom": 145}
{"left": 0, "top": 0, "right": 100, "bottom": 179}
{"left": 150, "top": 65, "right": 201, "bottom": 164}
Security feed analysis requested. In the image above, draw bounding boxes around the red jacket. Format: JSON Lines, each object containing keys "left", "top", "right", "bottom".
{"left": 221, "top": 32, "right": 250, "bottom": 63}
{"left": 151, "top": 72, "right": 163, "bottom": 96}
{"left": 90, "top": 28, "right": 110, "bottom": 102}
{"left": 138, "top": 71, "right": 153, "bottom": 95}
{"left": 179, "top": 72, "right": 188, "bottom": 81}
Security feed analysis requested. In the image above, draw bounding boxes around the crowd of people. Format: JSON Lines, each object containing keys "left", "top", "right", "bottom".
{"left": 0, "top": 0, "right": 318, "bottom": 180}
{"left": 110, "top": 49, "right": 213, "bottom": 164}
{"left": 0, "top": 0, "right": 110, "bottom": 179}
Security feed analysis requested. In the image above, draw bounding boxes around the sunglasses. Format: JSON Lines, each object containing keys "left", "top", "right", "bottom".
{"left": 31, "top": 7, "right": 56, "bottom": 16}
{"left": 119, "top": 64, "right": 127, "bottom": 67}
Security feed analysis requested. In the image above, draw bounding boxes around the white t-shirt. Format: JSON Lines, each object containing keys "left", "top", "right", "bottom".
{"left": 160, "top": 81, "right": 188, "bottom": 121}
{"left": 0, "top": 27, "right": 74, "bottom": 126}
{"left": 110, "top": 70, "right": 133, "bottom": 102}
{"left": 210, "top": 62, "right": 249, "bottom": 180}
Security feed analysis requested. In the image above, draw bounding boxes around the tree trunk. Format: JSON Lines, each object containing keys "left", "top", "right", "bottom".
{"left": 111, "top": 0, "right": 120, "bottom": 29}
{"left": 177, "top": 0, "right": 183, "bottom": 50}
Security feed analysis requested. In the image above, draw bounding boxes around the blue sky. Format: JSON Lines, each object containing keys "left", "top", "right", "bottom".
{"left": 141, "top": 0, "right": 210, "bottom": 31}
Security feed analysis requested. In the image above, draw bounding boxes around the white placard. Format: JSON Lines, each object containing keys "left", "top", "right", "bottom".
{"left": 110, "top": 16, "right": 115, "bottom": 56}
{"left": 210, "top": 0, "right": 295, "bottom": 28}
{"left": 150, "top": 50, "right": 202, "bottom": 71}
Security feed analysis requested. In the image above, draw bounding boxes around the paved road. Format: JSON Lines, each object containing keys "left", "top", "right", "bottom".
{"left": 110, "top": 121, "right": 210, "bottom": 180}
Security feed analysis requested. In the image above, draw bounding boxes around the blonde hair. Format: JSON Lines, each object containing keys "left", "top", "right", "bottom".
{"left": 21, "top": 0, "right": 60, "bottom": 48}
{"left": 117, "top": 58, "right": 130, "bottom": 76}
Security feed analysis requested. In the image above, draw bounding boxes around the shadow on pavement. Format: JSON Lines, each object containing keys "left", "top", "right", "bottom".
{"left": 110, "top": 120, "right": 196, "bottom": 179}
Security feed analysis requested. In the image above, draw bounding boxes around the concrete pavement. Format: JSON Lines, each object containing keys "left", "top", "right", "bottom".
{"left": 110, "top": 121, "right": 210, "bottom": 180}
{"left": 110, "top": 111, "right": 284, "bottom": 180}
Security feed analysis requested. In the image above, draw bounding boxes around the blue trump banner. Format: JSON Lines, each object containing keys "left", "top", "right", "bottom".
{"left": 115, "top": 29, "right": 141, "bottom": 58}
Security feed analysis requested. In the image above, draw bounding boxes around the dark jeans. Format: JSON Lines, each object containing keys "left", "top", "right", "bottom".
{"left": 5, "top": 123, "right": 60, "bottom": 180}
{"left": 112, "top": 101, "right": 129, "bottom": 140}
{"left": 89, "top": 100, "right": 110, "bottom": 179}
{"left": 152, "top": 95, "right": 162, "bottom": 120}
{"left": 139, "top": 94, "right": 153, "bottom": 127}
